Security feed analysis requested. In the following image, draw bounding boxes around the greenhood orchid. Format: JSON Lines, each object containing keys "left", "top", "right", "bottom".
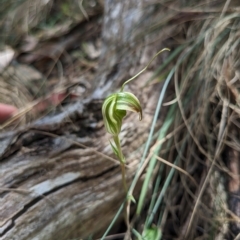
{"left": 102, "top": 48, "right": 170, "bottom": 192}
{"left": 102, "top": 92, "right": 142, "bottom": 136}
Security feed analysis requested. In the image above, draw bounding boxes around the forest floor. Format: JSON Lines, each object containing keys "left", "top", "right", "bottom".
{"left": 1, "top": 1, "right": 240, "bottom": 240}
{"left": 0, "top": 0, "right": 103, "bottom": 128}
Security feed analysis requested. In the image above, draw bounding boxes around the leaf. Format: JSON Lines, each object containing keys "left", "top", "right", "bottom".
{"left": 109, "top": 140, "right": 119, "bottom": 158}
{"left": 142, "top": 226, "right": 162, "bottom": 240}
{"left": 127, "top": 194, "right": 136, "bottom": 204}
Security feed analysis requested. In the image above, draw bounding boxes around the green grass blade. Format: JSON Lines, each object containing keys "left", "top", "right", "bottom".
{"left": 144, "top": 137, "right": 173, "bottom": 229}
{"left": 136, "top": 69, "right": 175, "bottom": 215}
{"left": 100, "top": 202, "right": 125, "bottom": 240}
{"left": 143, "top": 136, "right": 187, "bottom": 227}
{"left": 132, "top": 228, "right": 144, "bottom": 240}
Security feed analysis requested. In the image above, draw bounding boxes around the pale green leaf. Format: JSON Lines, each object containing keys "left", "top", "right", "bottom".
{"left": 142, "top": 226, "right": 162, "bottom": 240}
{"left": 109, "top": 140, "right": 119, "bottom": 158}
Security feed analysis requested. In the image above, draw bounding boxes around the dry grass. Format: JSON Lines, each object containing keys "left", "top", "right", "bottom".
{"left": 138, "top": 0, "right": 240, "bottom": 239}
{"left": 1, "top": 0, "right": 240, "bottom": 239}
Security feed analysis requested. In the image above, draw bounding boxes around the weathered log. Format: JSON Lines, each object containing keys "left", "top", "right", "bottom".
{"left": 0, "top": 1, "right": 167, "bottom": 239}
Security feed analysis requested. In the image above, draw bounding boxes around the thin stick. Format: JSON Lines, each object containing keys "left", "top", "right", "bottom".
{"left": 155, "top": 155, "right": 197, "bottom": 186}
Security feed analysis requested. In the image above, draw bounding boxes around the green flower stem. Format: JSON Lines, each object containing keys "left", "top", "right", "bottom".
{"left": 113, "top": 135, "right": 125, "bottom": 163}
{"left": 113, "top": 135, "right": 128, "bottom": 193}
{"left": 113, "top": 135, "right": 129, "bottom": 231}
{"left": 120, "top": 163, "right": 128, "bottom": 194}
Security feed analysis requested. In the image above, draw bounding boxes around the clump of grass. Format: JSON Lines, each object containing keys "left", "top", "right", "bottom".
{"left": 102, "top": 1, "right": 240, "bottom": 239}
{"left": 136, "top": 1, "right": 240, "bottom": 239}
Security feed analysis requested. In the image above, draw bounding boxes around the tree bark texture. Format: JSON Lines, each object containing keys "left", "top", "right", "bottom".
{"left": 0, "top": 1, "right": 168, "bottom": 239}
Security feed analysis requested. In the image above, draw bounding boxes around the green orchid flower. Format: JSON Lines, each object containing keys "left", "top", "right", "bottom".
{"left": 102, "top": 92, "right": 142, "bottom": 136}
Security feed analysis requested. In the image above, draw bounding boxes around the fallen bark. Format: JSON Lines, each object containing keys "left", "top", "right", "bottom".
{"left": 0, "top": 1, "right": 167, "bottom": 239}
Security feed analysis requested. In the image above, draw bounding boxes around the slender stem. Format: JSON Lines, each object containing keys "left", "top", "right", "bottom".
{"left": 113, "top": 135, "right": 128, "bottom": 193}
{"left": 113, "top": 135, "right": 129, "bottom": 235}
{"left": 120, "top": 163, "right": 128, "bottom": 194}
{"left": 113, "top": 135, "right": 125, "bottom": 163}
